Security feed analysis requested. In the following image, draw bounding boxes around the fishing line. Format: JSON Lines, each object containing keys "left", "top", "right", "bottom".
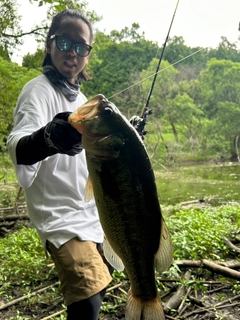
{"left": 108, "top": 47, "right": 206, "bottom": 100}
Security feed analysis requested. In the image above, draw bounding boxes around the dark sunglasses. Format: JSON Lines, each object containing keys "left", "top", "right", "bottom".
{"left": 49, "top": 35, "right": 92, "bottom": 57}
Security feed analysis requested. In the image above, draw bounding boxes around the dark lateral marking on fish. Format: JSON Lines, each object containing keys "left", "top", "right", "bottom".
{"left": 97, "top": 162, "right": 122, "bottom": 201}
{"left": 95, "top": 158, "right": 161, "bottom": 256}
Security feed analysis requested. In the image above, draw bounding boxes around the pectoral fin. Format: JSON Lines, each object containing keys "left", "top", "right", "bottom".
{"left": 154, "top": 217, "right": 174, "bottom": 273}
{"left": 103, "top": 236, "right": 125, "bottom": 271}
{"left": 85, "top": 175, "right": 94, "bottom": 202}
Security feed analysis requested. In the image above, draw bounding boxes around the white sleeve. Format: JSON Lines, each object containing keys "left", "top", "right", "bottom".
{"left": 16, "top": 163, "right": 41, "bottom": 189}
{"left": 7, "top": 130, "right": 42, "bottom": 188}
{"left": 7, "top": 78, "right": 50, "bottom": 189}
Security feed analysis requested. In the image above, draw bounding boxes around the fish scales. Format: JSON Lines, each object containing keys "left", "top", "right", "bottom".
{"left": 69, "top": 94, "right": 173, "bottom": 320}
{"left": 89, "top": 139, "right": 161, "bottom": 301}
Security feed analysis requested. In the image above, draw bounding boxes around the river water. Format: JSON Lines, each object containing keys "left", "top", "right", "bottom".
{"left": 155, "top": 162, "right": 240, "bottom": 206}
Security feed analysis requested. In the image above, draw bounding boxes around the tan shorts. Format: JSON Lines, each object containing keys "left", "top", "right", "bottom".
{"left": 46, "top": 237, "right": 112, "bottom": 306}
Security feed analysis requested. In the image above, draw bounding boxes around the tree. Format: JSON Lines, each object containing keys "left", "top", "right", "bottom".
{"left": 140, "top": 59, "right": 179, "bottom": 118}
{"left": 164, "top": 36, "right": 209, "bottom": 76}
{"left": 164, "top": 36, "right": 193, "bottom": 65}
{"left": 198, "top": 58, "right": 240, "bottom": 158}
{"left": 0, "top": 0, "right": 23, "bottom": 59}
{"left": 109, "top": 23, "right": 146, "bottom": 43}
{"left": 82, "top": 26, "right": 159, "bottom": 109}
{"left": 22, "top": 48, "right": 45, "bottom": 70}
{"left": 208, "top": 36, "right": 240, "bottom": 63}
{"left": 0, "top": 57, "right": 40, "bottom": 152}
{"left": 164, "top": 93, "right": 203, "bottom": 154}
{"left": 30, "top": 0, "right": 102, "bottom": 44}
{"left": 1, "top": 0, "right": 101, "bottom": 62}
{"left": 199, "top": 58, "right": 240, "bottom": 117}
{"left": 140, "top": 59, "right": 180, "bottom": 161}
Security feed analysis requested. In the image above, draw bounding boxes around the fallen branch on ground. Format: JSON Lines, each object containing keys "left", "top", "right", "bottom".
{"left": 223, "top": 236, "right": 240, "bottom": 253}
{"left": 202, "top": 259, "right": 240, "bottom": 280}
{"left": 0, "top": 283, "right": 59, "bottom": 311}
{"left": 164, "top": 271, "right": 191, "bottom": 313}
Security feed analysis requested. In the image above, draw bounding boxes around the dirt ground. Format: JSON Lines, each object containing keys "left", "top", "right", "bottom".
{"left": 1, "top": 215, "right": 240, "bottom": 319}
{"left": 1, "top": 267, "right": 240, "bottom": 320}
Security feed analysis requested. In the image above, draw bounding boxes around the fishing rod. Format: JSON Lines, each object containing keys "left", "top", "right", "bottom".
{"left": 131, "top": 0, "right": 180, "bottom": 138}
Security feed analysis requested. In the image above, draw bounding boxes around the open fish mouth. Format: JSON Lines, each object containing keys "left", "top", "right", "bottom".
{"left": 68, "top": 94, "right": 106, "bottom": 123}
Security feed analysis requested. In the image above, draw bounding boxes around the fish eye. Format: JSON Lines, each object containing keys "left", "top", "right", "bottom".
{"left": 103, "top": 107, "right": 113, "bottom": 116}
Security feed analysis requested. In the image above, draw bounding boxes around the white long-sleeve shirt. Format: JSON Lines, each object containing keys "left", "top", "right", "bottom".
{"left": 7, "top": 74, "right": 104, "bottom": 249}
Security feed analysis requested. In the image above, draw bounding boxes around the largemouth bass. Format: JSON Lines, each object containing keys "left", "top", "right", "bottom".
{"left": 69, "top": 94, "right": 173, "bottom": 320}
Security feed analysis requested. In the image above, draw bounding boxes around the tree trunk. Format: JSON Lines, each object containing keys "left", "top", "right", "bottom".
{"left": 234, "top": 133, "right": 240, "bottom": 162}
{"left": 170, "top": 122, "right": 178, "bottom": 143}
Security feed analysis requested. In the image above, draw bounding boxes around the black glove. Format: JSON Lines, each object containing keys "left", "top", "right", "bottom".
{"left": 16, "top": 112, "right": 83, "bottom": 165}
{"left": 129, "top": 115, "right": 147, "bottom": 140}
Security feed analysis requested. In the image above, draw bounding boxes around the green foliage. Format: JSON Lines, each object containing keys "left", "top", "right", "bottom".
{"left": 0, "top": 0, "right": 23, "bottom": 58}
{"left": 0, "top": 151, "right": 16, "bottom": 183}
{"left": 109, "top": 23, "right": 146, "bottom": 42}
{"left": 22, "top": 48, "right": 44, "bottom": 70}
{"left": 199, "top": 59, "right": 240, "bottom": 115}
{"left": 5, "top": 313, "right": 32, "bottom": 320}
{"left": 140, "top": 56, "right": 240, "bottom": 162}
{"left": 32, "top": 0, "right": 93, "bottom": 13}
{"left": 1, "top": 0, "right": 102, "bottom": 61}
{"left": 164, "top": 36, "right": 210, "bottom": 78}
{"left": 83, "top": 27, "right": 159, "bottom": 102}
{"left": 112, "top": 269, "right": 128, "bottom": 283}
{"left": 165, "top": 205, "right": 240, "bottom": 260}
{"left": 40, "top": 0, "right": 102, "bottom": 23}
{"left": 141, "top": 59, "right": 179, "bottom": 117}
{"left": 196, "top": 58, "right": 240, "bottom": 158}
{"left": 163, "top": 93, "right": 203, "bottom": 143}
{"left": 208, "top": 36, "right": 240, "bottom": 63}
{"left": 1, "top": 1, "right": 240, "bottom": 163}
{"left": 1, "top": 204, "right": 240, "bottom": 318}
{"left": 0, "top": 182, "right": 20, "bottom": 207}
{"left": 0, "top": 227, "right": 51, "bottom": 299}
{"left": 165, "top": 36, "right": 198, "bottom": 66}
{"left": 0, "top": 57, "right": 40, "bottom": 156}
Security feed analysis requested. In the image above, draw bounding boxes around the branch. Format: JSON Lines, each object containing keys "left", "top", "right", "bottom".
{"left": 40, "top": 309, "right": 66, "bottom": 320}
{"left": 184, "top": 302, "right": 240, "bottom": 318}
{"left": 177, "top": 286, "right": 192, "bottom": 314}
{"left": 0, "top": 214, "right": 29, "bottom": 222}
{"left": 184, "top": 296, "right": 240, "bottom": 318}
{"left": 223, "top": 236, "right": 240, "bottom": 253}
{"left": 174, "top": 259, "right": 202, "bottom": 268}
{"left": 202, "top": 259, "right": 240, "bottom": 280}
{"left": 0, "top": 283, "right": 59, "bottom": 311}
{"left": 2, "top": 27, "right": 47, "bottom": 39}
{"left": 164, "top": 271, "right": 191, "bottom": 313}
{"left": 175, "top": 259, "right": 240, "bottom": 270}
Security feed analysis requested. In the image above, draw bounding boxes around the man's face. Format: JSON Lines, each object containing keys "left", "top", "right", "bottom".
{"left": 47, "top": 17, "right": 91, "bottom": 84}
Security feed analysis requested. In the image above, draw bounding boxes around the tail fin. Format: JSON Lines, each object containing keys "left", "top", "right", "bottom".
{"left": 125, "top": 289, "right": 165, "bottom": 320}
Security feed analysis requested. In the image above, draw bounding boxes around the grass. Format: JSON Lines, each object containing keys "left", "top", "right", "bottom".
{"left": 164, "top": 204, "right": 240, "bottom": 260}
{"left": 0, "top": 204, "right": 240, "bottom": 319}
{"left": 1, "top": 205, "right": 240, "bottom": 300}
{"left": 0, "top": 227, "right": 52, "bottom": 295}
{"left": 1, "top": 156, "right": 240, "bottom": 319}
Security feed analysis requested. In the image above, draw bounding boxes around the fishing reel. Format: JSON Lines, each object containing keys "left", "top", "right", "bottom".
{"left": 129, "top": 108, "right": 152, "bottom": 140}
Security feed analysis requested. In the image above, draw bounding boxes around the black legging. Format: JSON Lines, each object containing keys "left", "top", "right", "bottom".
{"left": 67, "top": 265, "right": 114, "bottom": 320}
{"left": 67, "top": 287, "right": 107, "bottom": 320}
